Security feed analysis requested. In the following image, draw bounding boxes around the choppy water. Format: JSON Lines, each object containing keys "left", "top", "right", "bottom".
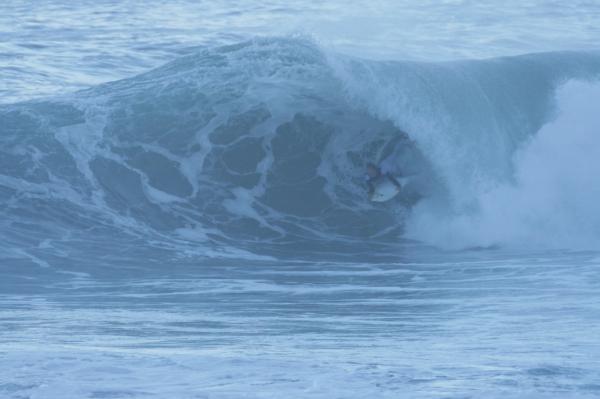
{"left": 4, "top": 251, "right": 600, "bottom": 398}
{"left": 2, "top": 1, "right": 600, "bottom": 398}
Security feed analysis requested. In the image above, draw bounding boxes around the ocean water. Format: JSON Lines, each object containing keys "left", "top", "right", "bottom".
{"left": 2, "top": 1, "right": 600, "bottom": 398}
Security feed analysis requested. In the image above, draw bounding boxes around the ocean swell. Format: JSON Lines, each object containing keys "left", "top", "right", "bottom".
{"left": 1, "top": 37, "right": 600, "bottom": 259}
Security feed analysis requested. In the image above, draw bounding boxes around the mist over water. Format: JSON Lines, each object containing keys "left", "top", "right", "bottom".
{"left": 2, "top": 1, "right": 600, "bottom": 398}
{"left": 408, "top": 80, "right": 600, "bottom": 249}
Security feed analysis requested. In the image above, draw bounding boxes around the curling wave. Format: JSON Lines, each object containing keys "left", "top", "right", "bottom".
{"left": 1, "top": 37, "right": 600, "bottom": 259}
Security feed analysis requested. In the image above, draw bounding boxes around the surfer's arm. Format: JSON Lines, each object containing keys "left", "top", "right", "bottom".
{"left": 386, "top": 174, "right": 402, "bottom": 189}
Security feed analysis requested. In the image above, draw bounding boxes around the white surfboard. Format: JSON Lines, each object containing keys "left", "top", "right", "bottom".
{"left": 369, "top": 176, "right": 405, "bottom": 202}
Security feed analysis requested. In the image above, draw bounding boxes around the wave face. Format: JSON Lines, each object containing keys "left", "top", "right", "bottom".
{"left": 2, "top": 37, "right": 600, "bottom": 260}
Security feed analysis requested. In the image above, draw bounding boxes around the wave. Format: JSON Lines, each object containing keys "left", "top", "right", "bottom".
{"left": 1, "top": 37, "right": 600, "bottom": 259}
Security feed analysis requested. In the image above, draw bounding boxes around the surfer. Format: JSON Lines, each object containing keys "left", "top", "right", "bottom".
{"left": 366, "top": 162, "right": 402, "bottom": 201}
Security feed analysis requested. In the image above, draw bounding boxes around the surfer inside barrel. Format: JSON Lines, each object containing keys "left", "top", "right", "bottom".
{"left": 366, "top": 162, "right": 403, "bottom": 202}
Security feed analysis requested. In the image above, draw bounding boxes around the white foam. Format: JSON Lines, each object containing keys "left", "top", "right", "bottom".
{"left": 407, "top": 80, "right": 600, "bottom": 250}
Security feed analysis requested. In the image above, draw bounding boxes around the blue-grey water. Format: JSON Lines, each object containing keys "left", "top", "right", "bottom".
{"left": 2, "top": 1, "right": 600, "bottom": 398}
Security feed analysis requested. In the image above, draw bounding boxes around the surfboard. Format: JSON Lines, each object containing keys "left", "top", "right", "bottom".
{"left": 369, "top": 176, "right": 403, "bottom": 202}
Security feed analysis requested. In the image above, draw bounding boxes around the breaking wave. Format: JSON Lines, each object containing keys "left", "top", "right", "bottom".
{"left": 2, "top": 37, "right": 600, "bottom": 259}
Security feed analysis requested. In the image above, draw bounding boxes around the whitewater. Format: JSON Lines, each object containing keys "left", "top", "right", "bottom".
{"left": 2, "top": 1, "right": 600, "bottom": 398}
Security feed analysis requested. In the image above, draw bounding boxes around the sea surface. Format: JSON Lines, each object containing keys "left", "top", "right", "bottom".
{"left": 2, "top": 1, "right": 600, "bottom": 398}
